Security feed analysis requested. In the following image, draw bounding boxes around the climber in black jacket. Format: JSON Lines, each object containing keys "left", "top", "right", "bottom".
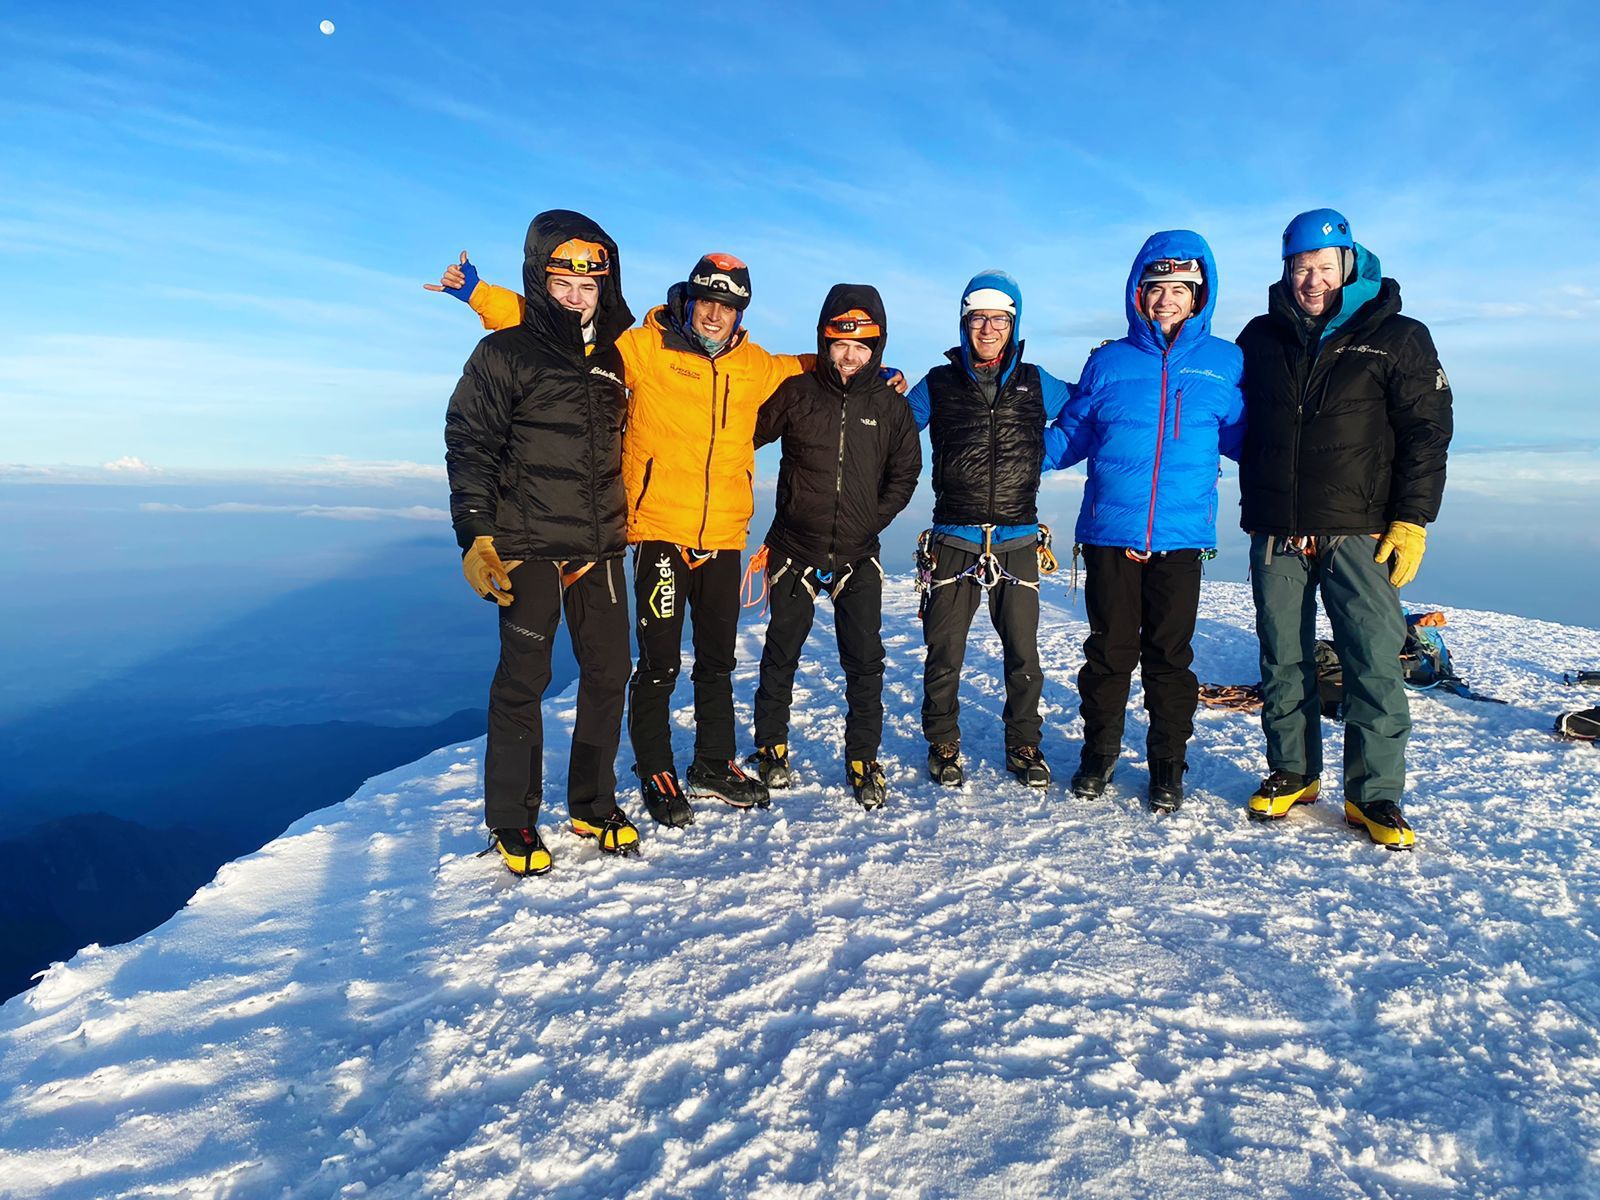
{"left": 444, "top": 209, "right": 641, "bottom": 875}
{"left": 748, "top": 284, "right": 921, "bottom": 809}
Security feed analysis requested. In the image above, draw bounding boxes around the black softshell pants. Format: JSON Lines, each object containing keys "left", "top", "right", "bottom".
{"left": 484, "top": 557, "right": 629, "bottom": 830}
{"left": 1076, "top": 545, "right": 1203, "bottom": 763}
{"left": 628, "top": 540, "right": 741, "bottom": 775}
{"left": 921, "top": 539, "right": 1043, "bottom": 748}
{"left": 753, "top": 557, "right": 886, "bottom": 761}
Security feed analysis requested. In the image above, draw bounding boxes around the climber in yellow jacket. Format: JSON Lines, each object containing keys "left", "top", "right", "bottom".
{"left": 431, "top": 249, "right": 808, "bottom": 824}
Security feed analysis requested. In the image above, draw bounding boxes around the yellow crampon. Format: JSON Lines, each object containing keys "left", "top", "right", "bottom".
{"left": 571, "top": 811, "right": 641, "bottom": 855}
{"left": 1247, "top": 775, "right": 1321, "bottom": 820}
{"left": 1344, "top": 800, "right": 1416, "bottom": 850}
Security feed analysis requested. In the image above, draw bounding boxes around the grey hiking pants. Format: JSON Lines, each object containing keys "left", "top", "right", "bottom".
{"left": 1250, "top": 533, "right": 1410, "bottom": 803}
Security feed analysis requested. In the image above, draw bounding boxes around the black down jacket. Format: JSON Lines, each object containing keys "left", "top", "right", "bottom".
{"left": 444, "top": 209, "right": 635, "bottom": 560}
{"left": 754, "top": 283, "right": 921, "bottom": 567}
{"left": 1237, "top": 277, "right": 1452, "bottom": 536}
{"left": 922, "top": 344, "right": 1047, "bottom": 527}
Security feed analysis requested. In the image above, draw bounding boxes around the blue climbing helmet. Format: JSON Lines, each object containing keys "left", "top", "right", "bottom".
{"left": 1282, "top": 208, "right": 1353, "bottom": 259}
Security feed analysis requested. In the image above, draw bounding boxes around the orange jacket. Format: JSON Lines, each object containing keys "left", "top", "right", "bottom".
{"left": 468, "top": 282, "right": 808, "bottom": 550}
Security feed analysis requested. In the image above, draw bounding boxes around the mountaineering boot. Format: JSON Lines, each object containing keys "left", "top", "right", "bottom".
{"left": 639, "top": 768, "right": 694, "bottom": 828}
{"left": 571, "top": 807, "right": 642, "bottom": 855}
{"left": 1344, "top": 799, "right": 1415, "bottom": 850}
{"left": 1148, "top": 759, "right": 1186, "bottom": 813}
{"left": 686, "top": 757, "right": 771, "bottom": 810}
{"left": 1006, "top": 744, "right": 1051, "bottom": 788}
{"left": 489, "top": 827, "right": 553, "bottom": 877}
{"left": 1247, "top": 769, "right": 1321, "bottom": 820}
{"left": 749, "top": 744, "right": 793, "bottom": 789}
{"left": 1071, "top": 751, "right": 1117, "bottom": 799}
{"left": 848, "top": 759, "right": 889, "bottom": 811}
{"left": 927, "top": 740, "right": 964, "bottom": 786}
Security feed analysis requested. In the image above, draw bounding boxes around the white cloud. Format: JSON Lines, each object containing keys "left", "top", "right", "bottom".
{"left": 102, "top": 455, "right": 158, "bottom": 473}
{"left": 139, "top": 501, "right": 448, "bottom": 522}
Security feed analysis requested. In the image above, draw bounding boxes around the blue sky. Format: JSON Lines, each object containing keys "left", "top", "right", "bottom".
{"left": 2, "top": 0, "right": 1597, "bottom": 469}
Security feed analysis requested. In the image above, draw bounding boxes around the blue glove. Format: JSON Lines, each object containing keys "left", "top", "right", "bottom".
{"left": 443, "top": 259, "right": 480, "bottom": 302}
{"left": 878, "top": 365, "right": 897, "bottom": 381}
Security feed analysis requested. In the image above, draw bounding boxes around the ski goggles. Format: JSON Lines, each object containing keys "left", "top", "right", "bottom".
{"left": 547, "top": 238, "right": 611, "bottom": 276}
{"left": 824, "top": 309, "right": 882, "bottom": 340}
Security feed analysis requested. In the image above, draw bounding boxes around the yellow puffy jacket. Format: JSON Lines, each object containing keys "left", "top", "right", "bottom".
{"left": 468, "top": 281, "right": 808, "bottom": 550}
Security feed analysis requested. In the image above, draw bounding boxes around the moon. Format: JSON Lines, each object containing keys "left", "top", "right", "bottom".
{"left": 319, "top": 19, "right": 335, "bottom": 35}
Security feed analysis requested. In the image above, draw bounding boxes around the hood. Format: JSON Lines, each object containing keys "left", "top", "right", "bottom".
{"left": 1124, "top": 229, "right": 1218, "bottom": 354}
{"left": 519, "top": 209, "right": 634, "bottom": 353}
{"left": 1267, "top": 242, "right": 1394, "bottom": 342}
{"left": 816, "top": 282, "right": 887, "bottom": 394}
{"left": 1317, "top": 243, "right": 1383, "bottom": 341}
{"left": 959, "top": 269, "right": 1022, "bottom": 383}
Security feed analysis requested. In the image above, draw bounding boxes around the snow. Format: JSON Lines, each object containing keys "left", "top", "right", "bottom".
{"left": 2, "top": 578, "right": 1599, "bottom": 1199}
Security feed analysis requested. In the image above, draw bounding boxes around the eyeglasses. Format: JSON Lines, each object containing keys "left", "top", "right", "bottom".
{"left": 966, "top": 314, "right": 1013, "bottom": 330}
{"left": 1143, "top": 258, "right": 1201, "bottom": 277}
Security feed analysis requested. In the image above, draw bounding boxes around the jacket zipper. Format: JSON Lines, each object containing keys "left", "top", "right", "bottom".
{"left": 830, "top": 391, "right": 849, "bottom": 565}
{"left": 584, "top": 361, "right": 600, "bottom": 553}
{"left": 721, "top": 377, "right": 729, "bottom": 428}
{"left": 1175, "top": 388, "right": 1183, "bottom": 440}
{"left": 698, "top": 362, "right": 718, "bottom": 549}
{"left": 986, "top": 382, "right": 998, "bottom": 525}
{"left": 634, "top": 458, "right": 653, "bottom": 511}
{"left": 1144, "top": 348, "right": 1171, "bottom": 553}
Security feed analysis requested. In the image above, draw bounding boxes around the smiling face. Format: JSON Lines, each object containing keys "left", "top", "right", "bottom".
{"left": 1288, "top": 248, "right": 1345, "bottom": 316}
{"left": 1141, "top": 281, "right": 1196, "bottom": 335}
{"left": 690, "top": 298, "right": 739, "bottom": 344}
{"left": 965, "top": 311, "right": 1013, "bottom": 362}
{"left": 546, "top": 275, "right": 601, "bottom": 326}
{"left": 828, "top": 339, "right": 873, "bottom": 380}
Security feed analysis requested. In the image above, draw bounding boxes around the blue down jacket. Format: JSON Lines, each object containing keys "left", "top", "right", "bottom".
{"left": 1054, "top": 229, "right": 1246, "bottom": 552}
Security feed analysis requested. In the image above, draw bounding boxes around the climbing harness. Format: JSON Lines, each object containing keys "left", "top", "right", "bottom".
{"left": 915, "top": 525, "right": 1055, "bottom": 619}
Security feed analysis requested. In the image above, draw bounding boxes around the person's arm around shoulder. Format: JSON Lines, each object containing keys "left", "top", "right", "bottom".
{"left": 754, "top": 373, "right": 802, "bottom": 448}
{"left": 905, "top": 374, "right": 933, "bottom": 432}
{"left": 1218, "top": 344, "right": 1247, "bottom": 463}
{"left": 1039, "top": 366, "right": 1080, "bottom": 471}
{"left": 1045, "top": 355, "right": 1100, "bottom": 471}
{"left": 877, "top": 389, "right": 924, "bottom": 529}
{"left": 424, "top": 251, "right": 525, "bottom": 331}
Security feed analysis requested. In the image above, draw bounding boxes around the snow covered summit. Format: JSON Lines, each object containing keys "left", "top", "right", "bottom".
{"left": 2, "top": 578, "right": 1598, "bottom": 1199}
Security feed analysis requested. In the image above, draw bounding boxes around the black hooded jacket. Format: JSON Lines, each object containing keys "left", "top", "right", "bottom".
{"left": 444, "top": 210, "right": 635, "bottom": 560}
{"left": 1237, "top": 277, "right": 1452, "bottom": 536}
{"left": 921, "top": 343, "right": 1047, "bottom": 527}
{"left": 754, "top": 284, "right": 921, "bottom": 567}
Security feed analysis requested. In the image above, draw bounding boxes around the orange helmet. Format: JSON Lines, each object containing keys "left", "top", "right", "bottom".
{"left": 824, "top": 308, "right": 882, "bottom": 340}
{"left": 546, "top": 238, "right": 611, "bottom": 277}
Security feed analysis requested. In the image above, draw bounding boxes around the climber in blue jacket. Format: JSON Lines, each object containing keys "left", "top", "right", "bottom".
{"left": 1051, "top": 230, "right": 1246, "bottom": 812}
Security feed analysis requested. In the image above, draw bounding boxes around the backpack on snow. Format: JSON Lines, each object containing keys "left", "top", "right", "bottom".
{"left": 1555, "top": 707, "right": 1600, "bottom": 742}
{"left": 1314, "top": 611, "right": 1461, "bottom": 719}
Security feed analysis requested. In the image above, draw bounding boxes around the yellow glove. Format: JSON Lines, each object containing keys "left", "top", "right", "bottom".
{"left": 463, "top": 536, "right": 521, "bottom": 606}
{"left": 1374, "top": 521, "right": 1426, "bottom": 588}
